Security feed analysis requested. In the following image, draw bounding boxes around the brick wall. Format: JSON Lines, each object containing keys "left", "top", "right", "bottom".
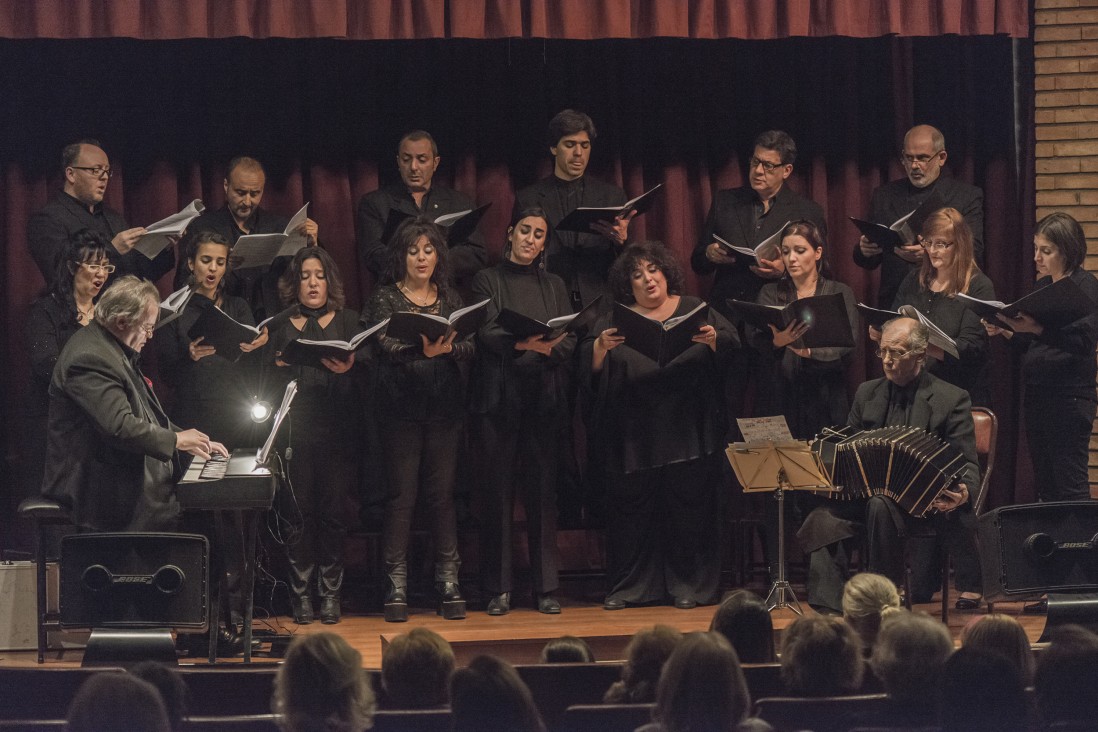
{"left": 1034, "top": 0, "right": 1098, "bottom": 486}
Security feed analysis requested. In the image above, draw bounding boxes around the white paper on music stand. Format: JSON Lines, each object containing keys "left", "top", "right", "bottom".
{"left": 737, "top": 416, "right": 793, "bottom": 443}
{"left": 258, "top": 380, "right": 298, "bottom": 466}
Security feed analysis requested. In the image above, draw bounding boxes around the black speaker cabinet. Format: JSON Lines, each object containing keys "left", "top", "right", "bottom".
{"left": 978, "top": 501, "right": 1098, "bottom": 601}
{"left": 60, "top": 533, "right": 209, "bottom": 630}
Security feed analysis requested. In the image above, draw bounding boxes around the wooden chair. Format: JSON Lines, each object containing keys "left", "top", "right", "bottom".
{"left": 0, "top": 667, "right": 124, "bottom": 720}
{"left": 177, "top": 666, "right": 279, "bottom": 716}
{"left": 902, "top": 406, "right": 997, "bottom": 621}
{"left": 182, "top": 715, "right": 281, "bottom": 732}
{"left": 742, "top": 663, "right": 784, "bottom": 700}
{"left": 0, "top": 722, "right": 67, "bottom": 731}
{"left": 370, "top": 708, "right": 452, "bottom": 732}
{"left": 515, "top": 663, "right": 624, "bottom": 731}
{"left": 754, "top": 694, "right": 890, "bottom": 732}
{"left": 563, "top": 703, "right": 655, "bottom": 732}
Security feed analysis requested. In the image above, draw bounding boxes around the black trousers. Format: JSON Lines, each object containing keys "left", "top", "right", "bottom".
{"left": 380, "top": 419, "right": 462, "bottom": 583}
{"left": 282, "top": 440, "right": 356, "bottom": 599}
{"left": 474, "top": 414, "right": 561, "bottom": 595}
{"left": 605, "top": 453, "right": 723, "bottom": 605}
{"left": 1025, "top": 392, "right": 1096, "bottom": 502}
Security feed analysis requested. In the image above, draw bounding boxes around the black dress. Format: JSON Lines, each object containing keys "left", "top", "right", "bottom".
{"left": 362, "top": 285, "right": 474, "bottom": 588}
{"left": 262, "top": 306, "right": 364, "bottom": 603}
{"left": 580, "top": 296, "right": 738, "bottom": 605}
{"left": 892, "top": 270, "right": 994, "bottom": 405}
{"left": 469, "top": 260, "right": 576, "bottom": 596}
{"left": 155, "top": 292, "right": 264, "bottom": 449}
{"left": 749, "top": 277, "right": 859, "bottom": 439}
{"left": 1012, "top": 269, "right": 1098, "bottom": 501}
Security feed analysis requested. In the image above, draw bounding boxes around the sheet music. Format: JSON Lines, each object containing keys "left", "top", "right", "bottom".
{"left": 258, "top": 380, "right": 298, "bottom": 465}
{"left": 737, "top": 416, "right": 794, "bottom": 443}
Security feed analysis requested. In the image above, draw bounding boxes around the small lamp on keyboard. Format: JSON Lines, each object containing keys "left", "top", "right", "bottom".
{"left": 250, "top": 400, "right": 273, "bottom": 423}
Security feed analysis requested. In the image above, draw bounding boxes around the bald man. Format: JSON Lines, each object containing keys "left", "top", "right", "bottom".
{"left": 853, "top": 125, "right": 984, "bottom": 308}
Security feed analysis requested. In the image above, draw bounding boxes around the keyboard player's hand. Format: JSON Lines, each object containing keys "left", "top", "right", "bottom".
{"left": 176, "top": 429, "right": 228, "bottom": 460}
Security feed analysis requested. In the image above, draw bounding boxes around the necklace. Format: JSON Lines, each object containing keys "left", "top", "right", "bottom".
{"left": 399, "top": 280, "right": 433, "bottom": 307}
{"left": 76, "top": 302, "right": 94, "bottom": 323}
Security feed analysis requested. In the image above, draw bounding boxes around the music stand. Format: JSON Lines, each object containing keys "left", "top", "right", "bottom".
{"left": 726, "top": 441, "right": 836, "bottom": 614}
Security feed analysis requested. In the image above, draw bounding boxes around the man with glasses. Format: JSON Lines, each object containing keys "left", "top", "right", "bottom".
{"left": 28, "top": 139, "right": 174, "bottom": 288}
{"left": 853, "top": 125, "right": 984, "bottom": 308}
{"left": 798, "top": 317, "right": 980, "bottom": 613}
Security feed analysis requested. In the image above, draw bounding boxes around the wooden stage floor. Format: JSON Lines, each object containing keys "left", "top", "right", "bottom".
{"left": 0, "top": 594, "right": 1051, "bottom": 670}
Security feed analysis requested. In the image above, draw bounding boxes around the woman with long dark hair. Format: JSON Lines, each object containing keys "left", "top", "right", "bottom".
{"left": 264, "top": 247, "right": 363, "bottom": 625}
{"left": 985, "top": 211, "right": 1098, "bottom": 501}
{"left": 469, "top": 208, "right": 573, "bottom": 616}
{"left": 363, "top": 217, "right": 473, "bottom": 622}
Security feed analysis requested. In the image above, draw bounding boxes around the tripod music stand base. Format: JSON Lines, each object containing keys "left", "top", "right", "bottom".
{"left": 765, "top": 580, "right": 804, "bottom": 615}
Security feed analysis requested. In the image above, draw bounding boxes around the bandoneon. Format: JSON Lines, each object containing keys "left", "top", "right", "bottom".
{"left": 810, "top": 425, "right": 967, "bottom": 518}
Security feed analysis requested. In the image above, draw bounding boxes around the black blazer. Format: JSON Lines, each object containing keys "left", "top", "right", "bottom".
{"left": 42, "top": 321, "right": 181, "bottom": 531}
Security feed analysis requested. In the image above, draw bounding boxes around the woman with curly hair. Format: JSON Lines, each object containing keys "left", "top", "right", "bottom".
{"left": 582, "top": 241, "right": 737, "bottom": 611}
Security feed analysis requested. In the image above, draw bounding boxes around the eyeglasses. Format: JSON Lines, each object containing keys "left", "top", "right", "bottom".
{"left": 70, "top": 166, "right": 113, "bottom": 179}
{"left": 876, "top": 347, "right": 921, "bottom": 361}
{"left": 138, "top": 323, "right": 156, "bottom": 336}
{"left": 749, "top": 157, "right": 784, "bottom": 174}
{"left": 900, "top": 152, "right": 940, "bottom": 167}
{"left": 81, "top": 262, "right": 116, "bottom": 274}
{"left": 919, "top": 237, "right": 954, "bottom": 251}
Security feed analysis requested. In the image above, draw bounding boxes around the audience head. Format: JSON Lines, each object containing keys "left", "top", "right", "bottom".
{"left": 450, "top": 654, "right": 545, "bottom": 732}
{"left": 750, "top": 130, "right": 795, "bottom": 200}
{"left": 960, "top": 614, "right": 1034, "bottom": 686}
{"left": 506, "top": 207, "right": 551, "bottom": 267}
{"left": 67, "top": 672, "right": 170, "bottom": 732}
{"left": 384, "top": 216, "right": 454, "bottom": 297}
{"left": 279, "top": 246, "right": 345, "bottom": 311}
{"left": 780, "top": 615, "right": 864, "bottom": 697}
{"left": 62, "top": 139, "right": 112, "bottom": 207}
{"left": 94, "top": 275, "right": 160, "bottom": 353}
{"left": 396, "top": 130, "right": 440, "bottom": 193}
{"left": 901, "top": 124, "right": 947, "bottom": 189}
{"left": 272, "top": 632, "right": 376, "bottom": 732}
{"left": 186, "top": 231, "right": 232, "bottom": 299}
{"left": 55, "top": 228, "right": 112, "bottom": 305}
{"left": 608, "top": 240, "right": 685, "bottom": 306}
{"left": 1034, "top": 211, "right": 1087, "bottom": 278}
{"left": 540, "top": 635, "right": 595, "bottom": 664}
{"left": 918, "top": 207, "right": 976, "bottom": 295}
{"left": 548, "top": 109, "right": 596, "bottom": 181}
{"left": 653, "top": 631, "right": 752, "bottom": 732}
{"left": 709, "top": 590, "right": 776, "bottom": 664}
{"left": 842, "top": 573, "right": 902, "bottom": 652}
{"left": 604, "top": 624, "right": 683, "bottom": 704}
{"left": 223, "top": 156, "right": 266, "bottom": 225}
{"left": 381, "top": 627, "right": 454, "bottom": 709}
{"left": 871, "top": 611, "right": 953, "bottom": 707}
{"left": 130, "top": 661, "right": 189, "bottom": 732}
{"left": 879, "top": 317, "right": 928, "bottom": 387}
{"left": 1035, "top": 624, "right": 1098, "bottom": 726}
{"left": 940, "top": 647, "right": 1027, "bottom": 732}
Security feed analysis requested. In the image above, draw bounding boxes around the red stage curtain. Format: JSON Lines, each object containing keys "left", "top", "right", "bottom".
{"left": 0, "top": 0, "right": 1030, "bottom": 40}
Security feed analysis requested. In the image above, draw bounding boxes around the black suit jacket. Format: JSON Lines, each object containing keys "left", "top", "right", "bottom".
{"left": 356, "top": 183, "right": 488, "bottom": 286}
{"left": 28, "top": 192, "right": 175, "bottom": 288}
{"left": 513, "top": 174, "right": 627, "bottom": 309}
{"left": 852, "top": 174, "right": 984, "bottom": 308}
{"left": 691, "top": 184, "right": 827, "bottom": 315}
{"left": 848, "top": 370, "right": 980, "bottom": 489}
{"left": 41, "top": 321, "right": 181, "bottom": 531}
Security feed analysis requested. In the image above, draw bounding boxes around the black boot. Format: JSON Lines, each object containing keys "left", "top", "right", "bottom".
{"left": 291, "top": 595, "right": 314, "bottom": 625}
{"left": 437, "top": 581, "right": 466, "bottom": 620}
{"left": 384, "top": 568, "right": 408, "bottom": 623}
{"left": 320, "top": 596, "right": 341, "bottom": 625}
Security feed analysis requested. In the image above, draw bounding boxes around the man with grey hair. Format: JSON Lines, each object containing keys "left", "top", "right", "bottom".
{"left": 853, "top": 124, "right": 985, "bottom": 307}
{"left": 798, "top": 317, "right": 980, "bottom": 613}
{"left": 42, "top": 275, "right": 226, "bottom": 532}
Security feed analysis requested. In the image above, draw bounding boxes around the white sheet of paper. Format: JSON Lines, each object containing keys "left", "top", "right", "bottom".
{"left": 737, "top": 416, "right": 794, "bottom": 443}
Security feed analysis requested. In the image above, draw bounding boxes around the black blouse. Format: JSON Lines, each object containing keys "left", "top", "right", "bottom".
{"left": 362, "top": 285, "right": 474, "bottom": 423}
{"left": 26, "top": 292, "right": 83, "bottom": 418}
{"left": 580, "top": 295, "right": 738, "bottom": 474}
{"left": 1015, "top": 268, "right": 1098, "bottom": 398}
{"left": 469, "top": 260, "right": 576, "bottom": 419}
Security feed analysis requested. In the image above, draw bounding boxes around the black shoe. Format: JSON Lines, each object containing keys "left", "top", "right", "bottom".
{"left": 437, "top": 582, "right": 466, "bottom": 620}
{"left": 384, "top": 582, "right": 408, "bottom": 623}
{"left": 320, "top": 596, "right": 341, "bottom": 624}
{"left": 674, "top": 597, "right": 698, "bottom": 610}
{"left": 292, "top": 595, "right": 314, "bottom": 625}
{"left": 536, "top": 593, "right": 561, "bottom": 614}
{"left": 603, "top": 597, "right": 626, "bottom": 611}
{"left": 955, "top": 595, "right": 981, "bottom": 611}
{"left": 1023, "top": 597, "right": 1049, "bottom": 615}
{"left": 487, "top": 592, "right": 511, "bottom": 616}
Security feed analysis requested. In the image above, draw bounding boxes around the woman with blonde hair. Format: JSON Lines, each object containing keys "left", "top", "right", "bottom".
{"left": 842, "top": 572, "right": 902, "bottom": 653}
{"left": 961, "top": 613, "right": 1035, "bottom": 685}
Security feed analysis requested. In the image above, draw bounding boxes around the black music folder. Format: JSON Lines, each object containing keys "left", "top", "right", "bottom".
{"left": 714, "top": 223, "right": 788, "bottom": 266}
{"left": 727, "top": 293, "right": 855, "bottom": 349}
{"left": 496, "top": 295, "right": 604, "bottom": 340}
{"left": 855, "top": 303, "right": 960, "bottom": 359}
{"left": 848, "top": 190, "right": 944, "bottom": 251}
{"left": 381, "top": 203, "right": 492, "bottom": 247}
{"left": 612, "top": 300, "right": 709, "bottom": 367}
{"left": 384, "top": 299, "right": 490, "bottom": 345}
{"left": 187, "top": 307, "right": 272, "bottom": 362}
{"left": 956, "top": 276, "right": 1098, "bottom": 331}
{"left": 279, "top": 319, "right": 388, "bottom": 370}
{"left": 156, "top": 286, "right": 194, "bottom": 329}
{"left": 555, "top": 184, "right": 663, "bottom": 233}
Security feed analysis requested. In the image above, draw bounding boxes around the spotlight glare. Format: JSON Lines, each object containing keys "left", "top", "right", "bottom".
{"left": 250, "top": 400, "right": 273, "bottom": 423}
